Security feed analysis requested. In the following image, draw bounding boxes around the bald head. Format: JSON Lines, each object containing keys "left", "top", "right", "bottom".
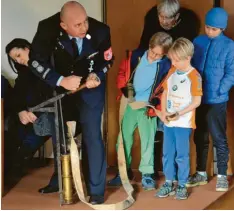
{"left": 60, "top": 1, "right": 86, "bottom": 22}
{"left": 60, "top": 1, "right": 89, "bottom": 38}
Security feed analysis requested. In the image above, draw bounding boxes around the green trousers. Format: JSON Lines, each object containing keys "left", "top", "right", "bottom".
{"left": 116, "top": 104, "right": 157, "bottom": 174}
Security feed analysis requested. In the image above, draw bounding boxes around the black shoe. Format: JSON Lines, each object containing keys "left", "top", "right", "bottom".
{"left": 89, "top": 195, "right": 104, "bottom": 205}
{"left": 38, "top": 185, "right": 59, "bottom": 194}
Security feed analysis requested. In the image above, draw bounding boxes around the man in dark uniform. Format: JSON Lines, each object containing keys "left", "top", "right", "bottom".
{"left": 28, "top": 1, "right": 113, "bottom": 205}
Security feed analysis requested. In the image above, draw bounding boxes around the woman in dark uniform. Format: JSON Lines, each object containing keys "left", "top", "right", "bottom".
{"left": 6, "top": 38, "right": 58, "bottom": 193}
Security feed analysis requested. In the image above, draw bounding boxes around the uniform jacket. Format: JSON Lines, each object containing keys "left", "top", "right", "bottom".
{"left": 28, "top": 12, "right": 113, "bottom": 107}
{"left": 11, "top": 64, "right": 54, "bottom": 114}
{"left": 4, "top": 65, "right": 55, "bottom": 135}
{"left": 192, "top": 33, "right": 234, "bottom": 104}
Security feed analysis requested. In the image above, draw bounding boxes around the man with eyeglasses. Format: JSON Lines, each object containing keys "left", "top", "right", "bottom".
{"left": 139, "top": 0, "right": 200, "bottom": 50}
{"left": 107, "top": 32, "right": 173, "bottom": 189}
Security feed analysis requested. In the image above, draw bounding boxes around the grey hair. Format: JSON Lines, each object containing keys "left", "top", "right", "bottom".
{"left": 157, "top": 0, "right": 180, "bottom": 18}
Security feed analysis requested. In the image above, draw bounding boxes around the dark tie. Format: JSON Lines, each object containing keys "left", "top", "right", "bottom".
{"left": 71, "top": 38, "right": 79, "bottom": 58}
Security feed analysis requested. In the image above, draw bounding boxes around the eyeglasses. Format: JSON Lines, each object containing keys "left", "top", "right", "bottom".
{"left": 158, "top": 13, "right": 176, "bottom": 22}
{"left": 148, "top": 48, "right": 164, "bottom": 57}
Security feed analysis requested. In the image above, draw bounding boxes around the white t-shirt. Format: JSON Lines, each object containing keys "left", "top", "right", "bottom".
{"left": 163, "top": 67, "right": 202, "bottom": 129}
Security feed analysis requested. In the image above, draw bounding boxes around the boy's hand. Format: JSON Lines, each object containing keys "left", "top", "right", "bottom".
{"left": 161, "top": 111, "right": 170, "bottom": 124}
{"left": 166, "top": 112, "right": 180, "bottom": 122}
{"left": 145, "top": 107, "right": 162, "bottom": 118}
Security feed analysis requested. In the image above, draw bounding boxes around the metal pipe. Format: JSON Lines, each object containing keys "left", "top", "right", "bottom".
{"left": 58, "top": 98, "right": 67, "bottom": 154}
{"left": 28, "top": 84, "right": 86, "bottom": 113}
{"left": 54, "top": 92, "right": 64, "bottom": 205}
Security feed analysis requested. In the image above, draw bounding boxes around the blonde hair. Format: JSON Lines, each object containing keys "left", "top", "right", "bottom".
{"left": 168, "top": 37, "right": 194, "bottom": 60}
{"left": 149, "top": 32, "right": 173, "bottom": 54}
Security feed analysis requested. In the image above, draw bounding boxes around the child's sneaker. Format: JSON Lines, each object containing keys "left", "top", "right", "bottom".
{"left": 186, "top": 172, "right": 208, "bottom": 187}
{"left": 142, "top": 174, "right": 156, "bottom": 190}
{"left": 216, "top": 175, "right": 229, "bottom": 192}
{"left": 175, "top": 185, "right": 188, "bottom": 200}
{"left": 155, "top": 182, "right": 175, "bottom": 198}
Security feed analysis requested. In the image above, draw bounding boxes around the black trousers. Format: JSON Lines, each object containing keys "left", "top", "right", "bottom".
{"left": 154, "top": 131, "right": 163, "bottom": 174}
{"left": 194, "top": 103, "right": 229, "bottom": 175}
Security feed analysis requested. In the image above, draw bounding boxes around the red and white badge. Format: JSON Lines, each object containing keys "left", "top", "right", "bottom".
{"left": 104, "top": 47, "right": 113, "bottom": 61}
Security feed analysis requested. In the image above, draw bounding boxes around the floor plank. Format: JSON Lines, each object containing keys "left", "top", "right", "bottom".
{"left": 1, "top": 164, "right": 233, "bottom": 210}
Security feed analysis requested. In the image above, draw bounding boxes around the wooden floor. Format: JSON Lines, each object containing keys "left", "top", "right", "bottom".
{"left": 1, "top": 164, "right": 234, "bottom": 210}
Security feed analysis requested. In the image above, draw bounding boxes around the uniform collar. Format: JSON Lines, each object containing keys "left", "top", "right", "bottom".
{"left": 58, "top": 29, "right": 70, "bottom": 41}
{"left": 58, "top": 30, "right": 93, "bottom": 59}
{"left": 68, "top": 35, "right": 83, "bottom": 42}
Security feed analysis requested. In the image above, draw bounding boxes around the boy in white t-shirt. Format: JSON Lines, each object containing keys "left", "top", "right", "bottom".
{"left": 156, "top": 38, "right": 202, "bottom": 200}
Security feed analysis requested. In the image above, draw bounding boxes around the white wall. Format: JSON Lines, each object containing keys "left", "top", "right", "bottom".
{"left": 1, "top": 0, "right": 103, "bottom": 81}
{"left": 1, "top": 0, "right": 103, "bottom": 158}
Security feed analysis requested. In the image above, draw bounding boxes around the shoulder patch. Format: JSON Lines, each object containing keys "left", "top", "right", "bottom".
{"left": 32, "top": 61, "right": 39, "bottom": 68}
{"left": 36, "top": 65, "right": 44, "bottom": 73}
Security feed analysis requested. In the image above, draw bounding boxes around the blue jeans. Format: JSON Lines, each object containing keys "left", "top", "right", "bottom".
{"left": 163, "top": 126, "right": 192, "bottom": 186}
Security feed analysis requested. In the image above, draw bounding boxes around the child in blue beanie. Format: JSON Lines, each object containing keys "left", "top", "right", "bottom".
{"left": 187, "top": 7, "right": 234, "bottom": 192}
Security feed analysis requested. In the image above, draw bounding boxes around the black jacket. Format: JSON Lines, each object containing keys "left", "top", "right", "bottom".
{"left": 28, "top": 13, "right": 113, "bottom": 107}
{"left": 11, "top": 64, "right": 54, "bottom": 114}
{"left": 139, "top": 6, "right": 200, "bottom": 50}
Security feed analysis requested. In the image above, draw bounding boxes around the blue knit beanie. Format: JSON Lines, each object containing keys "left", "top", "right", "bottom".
{"left": 205, "top": 7, "right": 228, "bottom": 29}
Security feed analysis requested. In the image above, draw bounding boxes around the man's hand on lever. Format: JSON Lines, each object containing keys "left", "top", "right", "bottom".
{"left": 59, "top": 73, "right": 100, "bottom": 91}
{"left": 60, "top": 75, "right": 82, "bottom": 91}
{"left": 86, "top": 73, "right": 101, "bottom": 89}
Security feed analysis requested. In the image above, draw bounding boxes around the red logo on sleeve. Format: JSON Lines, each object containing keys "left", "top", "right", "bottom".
{"left": 104, "top": 47, "right": 113, "bottom": 61}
